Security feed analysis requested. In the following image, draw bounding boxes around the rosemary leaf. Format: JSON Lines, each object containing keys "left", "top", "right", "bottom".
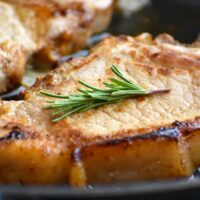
{"left": 41, "top": 65, "right": 170, "bottom": 122}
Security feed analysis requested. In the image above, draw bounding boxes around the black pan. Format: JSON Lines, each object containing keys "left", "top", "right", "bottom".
{"left": 1, "top": 1, "right": 200, "bottom": 199}
{"left": 1, "top": 178, "right": 200, "bottom": 200}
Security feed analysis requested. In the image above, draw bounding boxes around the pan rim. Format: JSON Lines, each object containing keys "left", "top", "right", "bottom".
{"left": 0, "top": 178, "right": 200, "bottom": 197}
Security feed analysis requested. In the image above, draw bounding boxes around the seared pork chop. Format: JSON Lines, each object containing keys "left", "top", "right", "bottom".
{"left": 0, "top": 0, "right": 113, "bottom": 94}
{"left": 0, "top": 33, "right": 200, "bottom": 185}
{"left": 0, "top": 2, "right": 36, "bottom": 93}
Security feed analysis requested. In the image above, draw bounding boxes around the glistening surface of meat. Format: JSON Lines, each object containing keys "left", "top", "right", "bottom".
{"left": 0, "top": 33, "right": 200, "bottom": 185}
{"left": 0, "top": 0, "right": 113, "bottom": 94}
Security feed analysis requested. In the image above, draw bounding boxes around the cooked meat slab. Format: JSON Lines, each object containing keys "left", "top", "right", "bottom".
{"left": 0, "top": 0, "right": 113, "bottom": 94}
{"left": 0, "top": 2, "right": 36, "bottom": 93}
{"left": 0, "top": 33, "right": 200, "bottom": 185}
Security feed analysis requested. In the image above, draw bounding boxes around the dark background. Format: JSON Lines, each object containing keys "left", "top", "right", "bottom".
{"left": 109, "top": 0, "right": 200, "bottom": 43}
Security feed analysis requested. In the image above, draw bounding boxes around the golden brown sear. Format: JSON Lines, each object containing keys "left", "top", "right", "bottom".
{"left": 0, "top": 33, "right": 200, "bottom": 185}
{"left": 0, "top": 0, "right": 113, "bottom": 94}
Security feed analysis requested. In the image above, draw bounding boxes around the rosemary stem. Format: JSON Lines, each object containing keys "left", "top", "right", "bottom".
{"left": 41, "top": 65, "right": 170, "bottom": 122}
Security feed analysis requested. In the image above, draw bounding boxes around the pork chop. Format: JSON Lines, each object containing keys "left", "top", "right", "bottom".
{"left": 0, "top": 33, "right": 200, "bottom": 185}
{"left": 0, "top": 0, "right": 113, "bottom": 94}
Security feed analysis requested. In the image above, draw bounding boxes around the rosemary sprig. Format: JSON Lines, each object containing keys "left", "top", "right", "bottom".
{"left": 41, "top": 65, "right": 170, "bottom": 122}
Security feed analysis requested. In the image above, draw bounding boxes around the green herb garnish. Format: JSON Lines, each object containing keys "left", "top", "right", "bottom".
{"left": 41, "top": 65, "right": 170, "bottom": 122}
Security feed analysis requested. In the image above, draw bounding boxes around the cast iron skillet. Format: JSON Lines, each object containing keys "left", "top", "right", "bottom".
{"left": 1, "top": 1, "right": 200, "bottom": 199}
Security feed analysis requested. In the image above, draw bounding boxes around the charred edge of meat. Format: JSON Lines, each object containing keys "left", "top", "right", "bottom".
{"left": 83, "top": 119, "right": 200, "bottom": 148}
{"left": 99, "top": 127, "right": 181, "bottom": 147}
{"left": 172, "top": 120, "right": 200, "bottom": 135}
{"left": 0, "top": 130, "right": 27, "bottom": 142}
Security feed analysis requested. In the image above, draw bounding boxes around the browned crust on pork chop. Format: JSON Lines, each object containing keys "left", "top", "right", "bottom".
{"left": 0, "top": 33, "right": 200, "bottom": 185}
